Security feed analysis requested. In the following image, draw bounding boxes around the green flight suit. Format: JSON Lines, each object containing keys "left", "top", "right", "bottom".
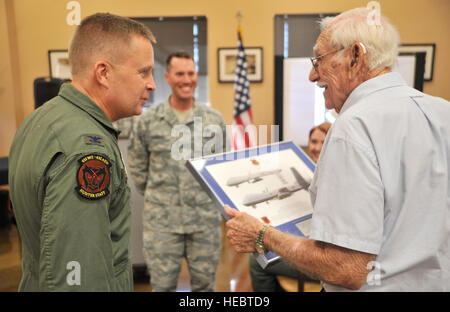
{"left": 8, "top": 84, "right": 133, "bottom": 291}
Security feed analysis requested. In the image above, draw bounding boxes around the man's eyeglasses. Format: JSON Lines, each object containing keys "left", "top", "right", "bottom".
{"left": 310, "top": 47, "right": 345, "bottom": 68}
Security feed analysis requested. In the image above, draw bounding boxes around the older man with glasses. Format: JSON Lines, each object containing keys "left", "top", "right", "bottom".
{"left": 225, "top": 7, "right": 450, "bottom": 291}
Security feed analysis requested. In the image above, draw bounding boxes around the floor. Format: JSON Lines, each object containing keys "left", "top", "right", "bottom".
{"left": 0, "top": 219, "right": 321, "bottom": 292}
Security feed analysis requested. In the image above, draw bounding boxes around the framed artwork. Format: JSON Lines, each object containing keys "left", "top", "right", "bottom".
{"left": 218, "top": 47, "right": 263, "bottom": 83}
{"left": 48, "top": 50, "right": 72, "bottom": 80}
{"left": 187, "top": 141, "right": 315, "bottom": 268}
{"left": 398, "top": 44, "right": 435, "bottom": 81}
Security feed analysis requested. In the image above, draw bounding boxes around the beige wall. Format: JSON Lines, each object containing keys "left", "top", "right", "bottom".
{"left": 0, "top": 0, "right": 18, "bottom": 156}
{"left": 1, "top": 0, "right": 449, "bottom": 157}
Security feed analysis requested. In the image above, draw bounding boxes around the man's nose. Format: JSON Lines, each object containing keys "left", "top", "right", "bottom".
{"left": 147, "top": 75, "right": 156, "bottom": 91}
{"left": 309, "top": 67, "right": 319, "bottom": 83}
{"left": 181, "top": 74, "right": 192, "bottom": 84}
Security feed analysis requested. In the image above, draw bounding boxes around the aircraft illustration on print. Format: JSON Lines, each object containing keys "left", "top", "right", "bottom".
{"left": 242, "top": 167, "right": 310, "bottom": 208}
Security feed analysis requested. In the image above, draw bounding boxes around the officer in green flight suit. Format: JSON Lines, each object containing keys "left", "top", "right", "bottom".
{"left": 8, "top": 13, "right": 156, "bottom": 291}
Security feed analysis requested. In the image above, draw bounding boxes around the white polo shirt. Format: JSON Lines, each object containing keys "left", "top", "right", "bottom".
{"left": 309, "top": 72, "right": 450, "bottom": 291}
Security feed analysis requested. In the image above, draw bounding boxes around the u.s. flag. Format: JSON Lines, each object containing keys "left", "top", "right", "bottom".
{"left": 232, "top": 26, "right": 257, "bottom": 151}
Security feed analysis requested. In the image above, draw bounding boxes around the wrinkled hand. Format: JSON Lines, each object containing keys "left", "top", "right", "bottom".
{"left": 224, "top": 205, "right": 264, "bottom": 253}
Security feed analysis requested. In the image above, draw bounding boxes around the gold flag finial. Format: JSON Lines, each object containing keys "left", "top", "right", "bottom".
{"left": 236, "top": 10, "right": 243, "bottom": 26}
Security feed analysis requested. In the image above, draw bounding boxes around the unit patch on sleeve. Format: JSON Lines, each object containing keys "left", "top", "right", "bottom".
{"left": 75, "top": 154, "right": 111, "bottom": 200}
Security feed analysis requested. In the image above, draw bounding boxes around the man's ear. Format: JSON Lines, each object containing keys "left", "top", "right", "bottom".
{"left": 164, "top": 71, "right": 169, "bottom": 84}
{"left": 94, "top": 61, "right": 110, "bottom": 88}
{"left": 348, "top": 42, "right": 368, "bottom": 80}
{"left": 350, "top": 42, "right": 366, "bottom": 68}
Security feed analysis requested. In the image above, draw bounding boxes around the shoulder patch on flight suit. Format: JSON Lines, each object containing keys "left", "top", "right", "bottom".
{"left": 83, "top": 134, "right": 105, "bottom": 146}
{"left": 75, "top": 154, "right": 111, "bottom": 200}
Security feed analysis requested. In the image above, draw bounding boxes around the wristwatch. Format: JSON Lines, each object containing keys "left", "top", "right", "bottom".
{"left": 255, "top": 224, "right": 270, "bottom": 254}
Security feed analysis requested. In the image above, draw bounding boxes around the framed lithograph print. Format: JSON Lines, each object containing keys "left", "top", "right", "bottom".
{"left": 186, "top": 141, "right": 315, "bottom": 268}
{"left": 218, "top": 47, "right": 263, "bottom": 83}
{"left": 48, "top": 50, "right": 72, "bottom": 80}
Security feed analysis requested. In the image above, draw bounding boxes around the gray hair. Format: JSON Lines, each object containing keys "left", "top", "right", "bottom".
{"left": 318, "top": 7, "right": 400, "bottom": 70}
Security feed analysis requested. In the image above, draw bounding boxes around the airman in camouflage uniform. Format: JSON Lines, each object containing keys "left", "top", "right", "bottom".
{"left": 128, "top": 51, "right": 227, "bottom": 292}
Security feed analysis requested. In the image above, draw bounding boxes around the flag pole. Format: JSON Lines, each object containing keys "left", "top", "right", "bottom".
{"left": 232, "top": 10, "right": 256, "bottom": 150}
{"left": 236, "top": 10, "right": 243, "bottom": 36}
{"left": 236, "top": 10, "right": 243, "bottom": 26}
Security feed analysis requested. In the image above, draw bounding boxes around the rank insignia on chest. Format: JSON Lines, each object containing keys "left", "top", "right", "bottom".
{"left": 75, "top": 154, "right": 111, "bottom": 200}
{"left": 83, "top": 134, "right": 105, "bottom": 146}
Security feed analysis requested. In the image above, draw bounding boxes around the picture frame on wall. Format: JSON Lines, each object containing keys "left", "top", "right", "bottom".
{"left": 48, "top": 50, "right": 72, "bottom": 80}
{"left": 398, "top": 44, "right": 435, "bottom": 81}
{"left": 218, "top": 47, "right": 263, "bottom": 83}
{"left": 186, "top": 141, "right": 315, "bottom": 268}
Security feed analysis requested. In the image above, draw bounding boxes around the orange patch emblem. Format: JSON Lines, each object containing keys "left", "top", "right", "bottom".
{"left": 75, "top": 154, "right": 111, "bottom": 200}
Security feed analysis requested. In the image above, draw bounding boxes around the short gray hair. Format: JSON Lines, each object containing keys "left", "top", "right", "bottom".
{"left": 318, "top": 7, "right": 400, "bottom": 70}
